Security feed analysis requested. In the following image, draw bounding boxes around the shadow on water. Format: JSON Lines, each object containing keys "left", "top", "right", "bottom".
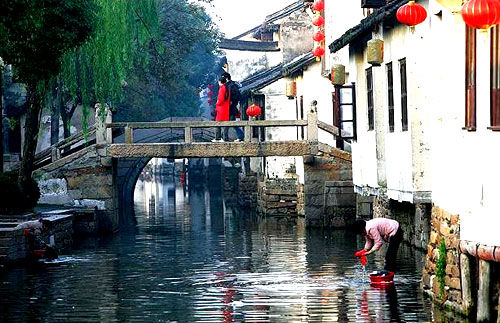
{"left": 0, "top": 171, "right": 444, "bottom": 322}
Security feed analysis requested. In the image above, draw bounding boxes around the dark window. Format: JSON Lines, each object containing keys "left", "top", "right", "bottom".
{"left": 399, "top": 58, "right": 408, "bottom": 131}
{"left": 366, "top": 67, "right": 374, "bottom": 131}
{"left": 465, "top": 26, "right": 476, "bottom": 131}
{"left": 386, "top": 62, "right": 395, "bottom": 132}
{"left": 490, "top": 26, "right": 500, "bottom": 130}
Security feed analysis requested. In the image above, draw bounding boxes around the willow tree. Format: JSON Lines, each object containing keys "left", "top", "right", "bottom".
{"left": 56, "top": 0, "right": 220, "bottom": 128}
{"left": 0, "top": 0, "right": 97, "bottom": 191}
{"left": 55, "top": 0, "right": 163, "bottom": 134}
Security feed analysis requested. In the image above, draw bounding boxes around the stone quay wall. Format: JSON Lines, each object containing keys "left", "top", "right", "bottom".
{"left": 0, "top": 213, "right": 74, "bottom": 264}
{"left": 304, "top": 148, "right": 354, "bottom": 228}
{"left": 324, "top": 181, "right": 356, "bottom": 228}
{"left": 238, "top": 172, "right": 258, "bottom": 209}
{"left": 421, "top": 205, "right": 464, "bottom": 314}
{"left": 34, "top": 145, "right": 117, "bottom": 232}
{"left": 256, "top": 178, "right": 298, "bottom": 216}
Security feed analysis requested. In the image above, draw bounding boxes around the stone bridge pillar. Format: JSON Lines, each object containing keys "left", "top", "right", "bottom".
{"left": 303, "top": 148, "right": 355, "bottom": 228}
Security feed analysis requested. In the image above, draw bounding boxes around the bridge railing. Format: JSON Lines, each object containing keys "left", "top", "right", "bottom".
{"left": 105, "top": 101, "right": 338, "bottom": 144}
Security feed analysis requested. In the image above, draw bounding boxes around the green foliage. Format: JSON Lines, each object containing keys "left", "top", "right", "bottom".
{"left": 0, "top": 0, "right": 98, "bottom": 84}
{"left": 436, "top": 238, "right": 447, "bottom": 298}
{"left": 55, "top": 0, "right": 220, "bottom": 125}
{"left": 0, "top": 171, "right": 40, "bottom": 214}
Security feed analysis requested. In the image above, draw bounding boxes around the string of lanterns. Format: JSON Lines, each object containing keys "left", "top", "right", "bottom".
{"left": 311, "top": 0, "right": 325, "bottom": 60}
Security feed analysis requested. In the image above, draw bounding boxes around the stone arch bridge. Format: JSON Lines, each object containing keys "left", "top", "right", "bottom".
{"left": 33, "top": 104, "right": 354, "bottom": 232}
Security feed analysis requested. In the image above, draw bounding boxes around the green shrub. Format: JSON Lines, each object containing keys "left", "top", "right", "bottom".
{"left": 0, "top": 171, "right": 40, "bottom": 214}
{"left": 436, "top": 238, "right": 447, "bottom": 298}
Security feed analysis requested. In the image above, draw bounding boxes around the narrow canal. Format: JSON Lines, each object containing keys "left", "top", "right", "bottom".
{"left": 1, "top": 168, "right": 436, "bottom": 322}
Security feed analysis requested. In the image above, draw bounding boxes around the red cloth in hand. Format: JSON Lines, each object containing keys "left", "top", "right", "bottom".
{"left": 354, "top": 249, "right": 368, "bottom": 257}
{"left": 361, "top": 255, "right": 367, "bottom": 266}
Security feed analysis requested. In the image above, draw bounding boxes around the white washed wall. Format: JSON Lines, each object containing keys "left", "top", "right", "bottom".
{"left": 427, "top": 6, "right": 500, "bottom": 246}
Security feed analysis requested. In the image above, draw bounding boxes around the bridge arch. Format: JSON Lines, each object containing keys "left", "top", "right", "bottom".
{"left": 114, "top": 128, "right": 215, "bottom": 225}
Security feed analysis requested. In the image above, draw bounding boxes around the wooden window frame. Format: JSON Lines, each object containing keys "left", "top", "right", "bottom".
{"left": 386, "top": 62, "right": 395, "bottom": 132}
{"left": 465, "top": 26, "right": 477, "bottom": 131}
{"left": 366, "top": 67, "right": 374, "bottom": 131}
{"left": 490, "top": 26, "right": 500, "bottom": 131}
{"left": 399, "top": 58, "right": 408, "bottom": 132}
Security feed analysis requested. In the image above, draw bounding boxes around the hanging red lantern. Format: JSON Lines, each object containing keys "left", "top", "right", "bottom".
{"left": 312, "top": 46, "right": 325, "bottom": 57}
{"left": 207, "top": 83, "right": 214, "bottom": 89}
{"left": 312, "top": 31, "right": 325, "bottom": 42}
{"left": 246, "top": 104, "right": 262, "bottom": 118}
{"left": 207, "top": 98, "right": 213, "bottom": 105}
{"left": 312, "top": 15, "right": 325, "bottom": 27}
{"left": 396, "top": 1, "right": 427, "bottom": 26}
{"left": 207, "top": 90, "right": 213, "bottom": 96}
{"left": 461, "top": 0, "right": 500, "bottom": 30}
{"left": 312, "top": 0, "right": 325, "bottom": 12}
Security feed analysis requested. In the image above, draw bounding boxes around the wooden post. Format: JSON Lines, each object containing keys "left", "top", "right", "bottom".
{"left": 307, "top": 100, "right": 318, "bottom": 142}
{"left": 460, "top": 254, "right": 474, "bottom": 315}
{"left": 105, "top": 107, "right": 112, "bottom": 144}
{"left": 51, "top": 147, "right": 60, "bottom": 162}
{"left": 477, "top": 259, "right": 491, "bottom": 322}
{"left": 244, "top": 120, "right": 252, "bottom": 142}
{"left": 184, "top": 126, "right": 192, "bottom": 143}
{"left": 125, "top": 125, "right": 134, "bottom": 144}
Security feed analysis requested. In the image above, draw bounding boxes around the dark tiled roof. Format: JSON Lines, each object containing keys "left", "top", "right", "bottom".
{"left": 232, "top": 0, "right": 306, "bottom": 40}
{"left": 219, "top": 39, "right": 280, "bottom": 52}
{"left": 328, "top": 0, "right": 408, "bottom": 53}
{"left": 240, "top": 52, "right": 316, "bottom": 94}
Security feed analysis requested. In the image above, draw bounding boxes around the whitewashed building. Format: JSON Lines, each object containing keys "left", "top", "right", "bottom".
{"left": 323, "top": 0, "right": 500, "bottom": 319}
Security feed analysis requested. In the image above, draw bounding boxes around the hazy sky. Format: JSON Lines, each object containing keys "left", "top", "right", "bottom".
{"left": 207, "top": 0, "right": 294, "bottom": 38}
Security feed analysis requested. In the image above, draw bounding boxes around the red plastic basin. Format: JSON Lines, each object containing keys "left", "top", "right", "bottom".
{"left": 369, "top": 271, "right": 394, "bottom": 284}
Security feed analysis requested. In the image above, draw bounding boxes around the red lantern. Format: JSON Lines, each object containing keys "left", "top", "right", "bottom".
{"left": 207, "top": 83, "right": 214, "bottom": 89}
{"left": 207, "top": 98, "right": 213, "bottom": 105}
{"left": 312, "top": 46, "right": 325, "bottom": 57}
{"left": 246, "top": 104, "right": 262, "bottom": 118}
{"left": 312, "top": 31, "right": 325, "bottom": 42}
{"left": 396, "top": 1, "right": 427, "bottom": 26}
{"left": 312, "top": 0, "right": 325, "bottom": 12}
{"left": 461, "top": 0, "right": 500, "bottom": 30}
{"left": 207, "top": 90, "right": 213, "bottom": 96}
{"left": 312, "top": 15, "right": 325, "bottom": 27}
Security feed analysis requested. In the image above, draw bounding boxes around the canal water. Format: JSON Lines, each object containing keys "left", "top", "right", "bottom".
{"left": 0, "top": 172, "right": 436, "bottom": 322}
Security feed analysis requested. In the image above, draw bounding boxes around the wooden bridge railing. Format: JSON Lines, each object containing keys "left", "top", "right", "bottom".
{"left": 105, "top": 101, "right": 338, "bottom": 145}
{"left": 33, "top": 101, "right": 340, "bottom": 166}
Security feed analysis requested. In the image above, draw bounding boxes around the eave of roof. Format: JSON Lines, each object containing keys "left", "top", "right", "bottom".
{"left": 328, "top": 0, "right": 407, "bottom": 53}
{"left": 240, "top": 52, "right": 316, "bottom": 94}
{"left": 231, "top": 0, "right": 306, "bottom": 40}
{"left": 219, "top": 39, "right": 280, "bottom": 52}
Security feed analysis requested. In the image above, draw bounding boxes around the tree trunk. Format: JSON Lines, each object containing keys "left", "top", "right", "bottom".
{"left": 0, "top": 67, "right": 3, "bottom": 173}
{"left": 18, "top": 82, "right": 42, "bottom": 189}
{"left": 50, "top": 78, "right": 60, "bottom": 145}
{"left": 50, "top": 105, "right": 59, "bottom": 145}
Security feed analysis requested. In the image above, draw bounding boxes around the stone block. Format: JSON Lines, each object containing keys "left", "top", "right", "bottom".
{"left": 445, "top": 276, "right": 461, "bottom": 290}
{"left": 430, "top": 231, "right": 439, "bottom": 245}
{"left": 67, "top": 190, "right": 83, "bottom": 200}
{"left": 446, "top": 264, "right": 460, "bottom": 278}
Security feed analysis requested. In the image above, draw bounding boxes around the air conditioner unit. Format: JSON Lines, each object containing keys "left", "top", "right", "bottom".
{"left": 361, "top": 0, "right": 386, "bottom": 8}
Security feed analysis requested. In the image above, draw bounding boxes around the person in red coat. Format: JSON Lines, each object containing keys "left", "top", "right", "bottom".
{"left": 213, "top": 75, "right": 230, "bottom": 142}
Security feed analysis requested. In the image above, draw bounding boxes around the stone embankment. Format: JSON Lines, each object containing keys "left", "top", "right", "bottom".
{"left": 0, "top": 208, "right": 102, "bottom": 267}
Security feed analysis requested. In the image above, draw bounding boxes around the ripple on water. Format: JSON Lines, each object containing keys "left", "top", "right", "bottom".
{"left": 0, "top": 184, "right": 434, "bottom": 322}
